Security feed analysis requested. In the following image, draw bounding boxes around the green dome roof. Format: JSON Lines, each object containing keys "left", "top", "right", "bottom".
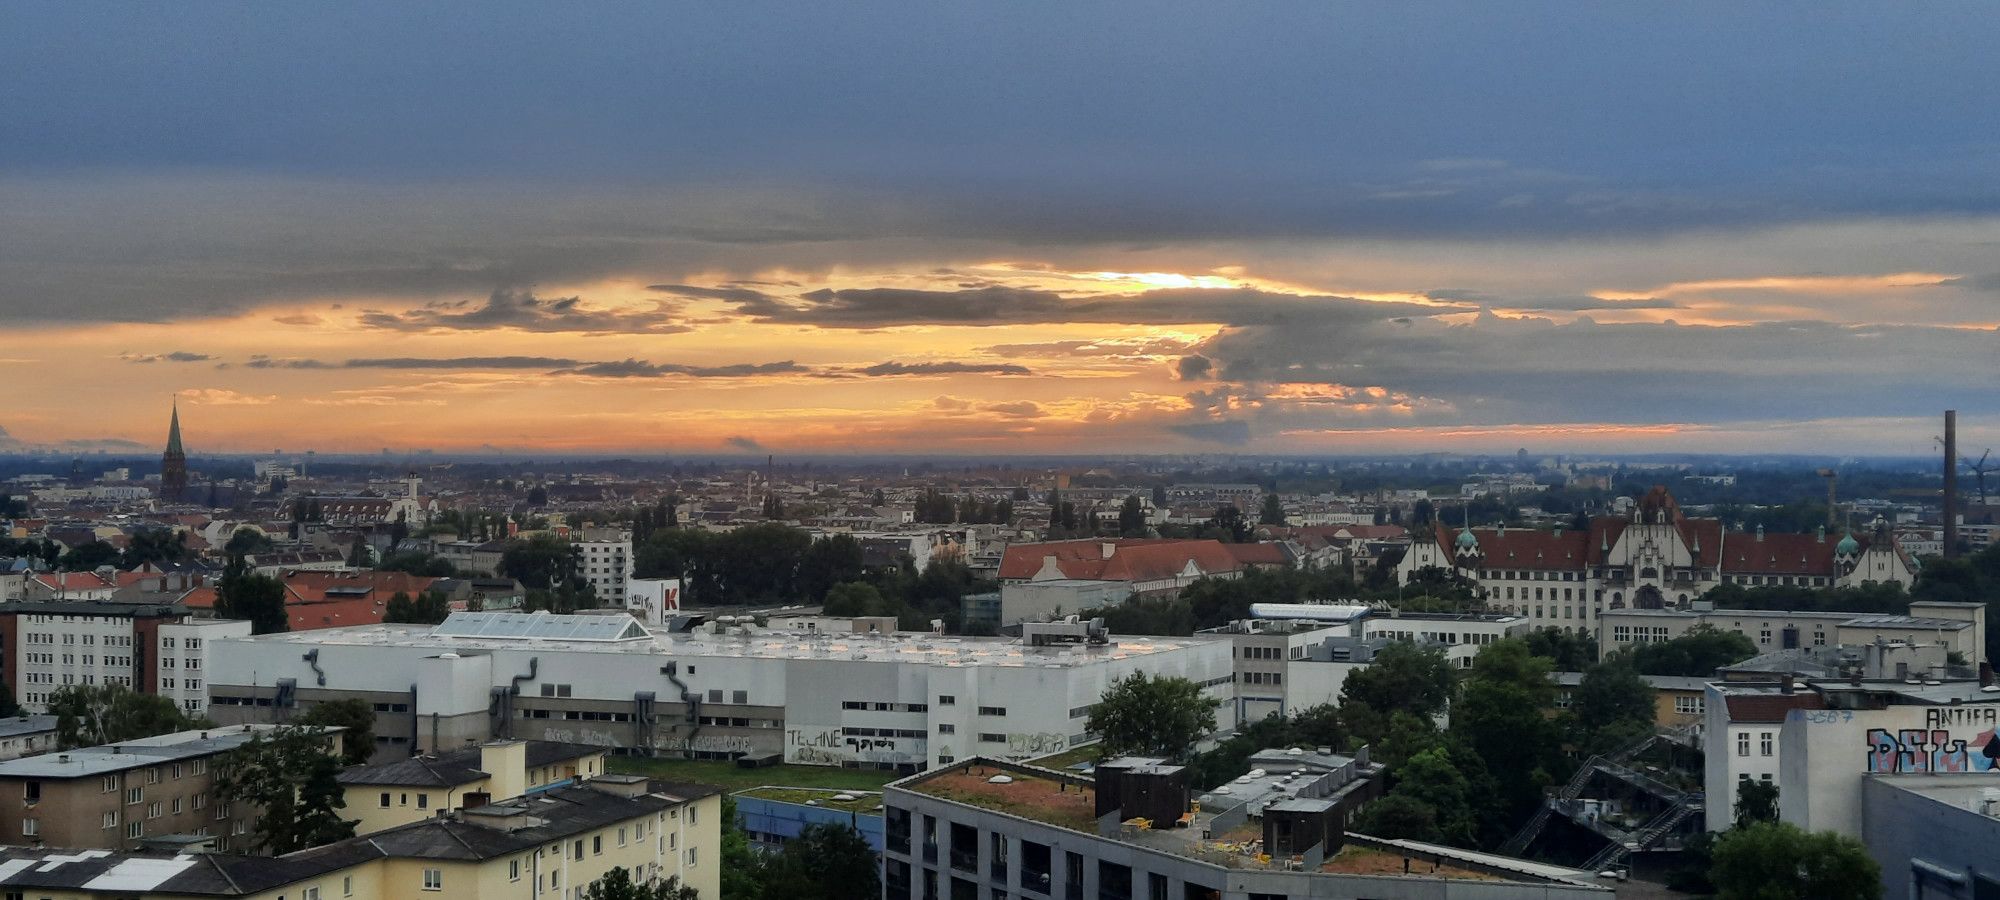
{"left": 1455, "top": 527, "right": 1479, "bottom": 551}
{"left": 1835, "top": 532, "right": 1859, "bottom": 555}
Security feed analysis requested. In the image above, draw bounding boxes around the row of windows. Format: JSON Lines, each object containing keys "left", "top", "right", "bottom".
{"left": 1239, "top": 646, "right": 1284, "bottom": 660}
{"left": 1240, "top": 671, "right": 1282, "bottom": 686}
{"left": 842, "top": 700, "right": 930, "bottom": 713}
{"left": 1736, "top": 731, "right": 1775, "bottom": 757}
{"left": 845, "top": 727, "right": 926, "bottom": 739}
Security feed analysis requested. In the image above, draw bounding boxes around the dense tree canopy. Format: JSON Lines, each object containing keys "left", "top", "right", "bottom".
{"left": 581, "top": 868, "right": 698, "bottom": 900}
{"left": 214, "top": 727, "right": 355, "bottom": 855}
{"left": 1626, "top": 626, "right": 1759, "bottom": 676}
{"left": 1709, "top": 821, "right": 1881, "bottom": 900}
{"left": 1451, "top": 639, "right": 1563, "bottom": 822}
{"left": 215, "top": 564, "right": 290, "bottom": 634}
{"left": 296, "top": 698, "right": 378, "bottom": 765}
{"left": 49, "top": 684, "right": 203, "bottom": 750}
{"left": 1087, "top": 673, "right": 1219, "bottom": 761}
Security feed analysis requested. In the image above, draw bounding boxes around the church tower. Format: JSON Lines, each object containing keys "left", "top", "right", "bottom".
{"left": 160, "top": 399, "right": 188, "bottom": 502}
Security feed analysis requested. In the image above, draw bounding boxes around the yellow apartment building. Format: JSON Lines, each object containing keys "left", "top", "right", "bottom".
{"left": 0, "top": 776, "right": 721, "bottom": 899}
{"left": 335, "top": 739, "right": 609, "bottom": 836}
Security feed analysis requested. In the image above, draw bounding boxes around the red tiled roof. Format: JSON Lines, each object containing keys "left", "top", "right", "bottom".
{"left": 998, "top": 539, "right": 1246, "bottom": 583}
{"left": 1224, "top": 543, "right": 1289, "bottom": 566}
{"left": 280, "top": 570, "right": 438, "bottom": 603}
{"left": 1719, "top": 532, "right": 1839, "bottom": 576}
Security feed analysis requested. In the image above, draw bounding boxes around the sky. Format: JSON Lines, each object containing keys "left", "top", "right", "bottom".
{"left": 2, "top": 3, "right": 1998, "bottom": 457}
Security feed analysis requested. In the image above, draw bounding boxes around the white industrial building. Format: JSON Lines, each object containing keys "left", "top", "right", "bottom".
{"left": 205, "top": 612, "right": 1236, "bottom": 770}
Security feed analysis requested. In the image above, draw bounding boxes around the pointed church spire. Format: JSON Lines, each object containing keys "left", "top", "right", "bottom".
{"left": 165, "top": 397, "right": 185, "bottom": 456}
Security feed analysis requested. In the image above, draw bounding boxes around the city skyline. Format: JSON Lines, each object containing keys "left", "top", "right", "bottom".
{"left": 5, "top": 4, "right": 1999, "bottom": 456}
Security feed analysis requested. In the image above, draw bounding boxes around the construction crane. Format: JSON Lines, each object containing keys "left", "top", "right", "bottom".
{"left": 1816, "top": 468, "right": 1838, "bottom": 530}
{"left": 1963, "top": 449, "right": 1994, "bottom": 507}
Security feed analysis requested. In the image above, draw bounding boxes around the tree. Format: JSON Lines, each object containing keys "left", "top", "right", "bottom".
{"left": 123, "top": 527, "right": 188, "bottom": 569}
{"left": 1566, "top": 658, "right": 1657, "bottom": 754}
{"left": 1627, "top": 625, "right": 1759, "bottom": 676}
{"left": 797, "top": 534, "right": 865, "bottom": 603}
{"left": 1207, "top": 505, "right": 1250, "bottom": 542}
{"left": 1339, "top": 642, "right": 1456, "bottom": 742}
{"left": 224, "top": 526, "right": 274, "bottom": 560}
{"left": 1523, "top": 627, "right": 1598, "bottom": 671}
{"left": 0, "top": 683, "right": 21, "bottom": 719}
{"left": 1452, "top": 639, "right": 1562, "bottom": 823}
{"left": 1086, "top": 673, "right": 1219, "bottom": 761}
{"left": 58, "top": 540, "right": 120, "bottom": 571}
{"left": 1734, "top": 778, "right": 1780, "bottom": 826}
{"left": 215, "top": 564, "right": 291, "bottom": 634}
{"left": 756, "top": 822, "right": 881, "bottom": 900}
{"left": 1117, "top": 495, "right": 1148, "bottom": 537}
{"left": 48, "top": 684, "right": 200, "bottom": 749}
{"left": 214, "top": 727, "right": 355, "bottom": 854}
{"left": 1378, "top": 747, "right": 1479, "bottom": 847}
{"left": 1259, "top": 493, "right": 1286, "bottom": 526}
{"left": 500, "top": 534, "right": 574, "bottom": 590}
{"left": 1709, "top": 821, "right": 1881, "bottom": 900}
{"left": 384, "top": 589, "right": 452, "bottom": 625}
{"left": 1355, "top": 794, "right": 1443, "bottom": 842}
{"left": 719, "top": 795, "right": 767, "bottom": 900}
{"left": 346, "top": 532, "right": 372, "bottom": 568}
{"left": 580, "top": 866, "right": 699, "bottom": 900}
{"left": 822, "top": 582, "right": 890, "bottom": 617}
{"left": 296, "top": 698, "right": 377, "bottom": 765}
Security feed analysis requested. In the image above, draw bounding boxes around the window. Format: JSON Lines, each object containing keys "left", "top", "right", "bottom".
{"left": 593, "top": 835, "right": 603, "bottom": 855}
{"left": 510, "top": 859, "right": 521, "bottom": 881}
{"left": 379, "top": 792, "right": 391, "bottom": 809}
{"left": 127, "top": 821, "right": 142, "bottom": 839}
{"left": 1737, "top": 733, "right": 1750, "bottom": 757}
{"left": 304, "top": 888, "right": 320, "bottom": 900}
{"left": 937, "top": 695, "right": 956, "bottom": 705}
{"left": 20, "top": 818, "right": 36, "bottom": 837}
{"left": 978, "top": 706, "right": 1007, "bottom": 716}
{"left": 342, "top": 875, "right": 352, "bottom": 897}
{"left": 22, "top": 782, "right": 38, "bottom": 802}
{"left": 938, "top": 724, "right": 955, "bottom": 734}
{"left": 979, "top": 733, "right": 1007, "bottom": 743}
{"left": 684, "top": 847, "right": 698, "bottom": 867}
{"left": 422, "top": 868, "right": 441, "bottom": 891}
{"left": 103, "top": 811, "right": 119, "bottom": 829}
{"left": 1761, "top": 732, "right": 1774, "bottom": 756}
{"left": 1674, "top": 696, "right": 1704, "bottom": 715}
{"left": 128, "top": 787, "right": 143, "bottom": 805}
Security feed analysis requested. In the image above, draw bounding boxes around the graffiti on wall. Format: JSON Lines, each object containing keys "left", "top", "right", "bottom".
{"left": 541, "top": 726, "right": 620, "bottom": 747}
{"left": 1865, "top": 727, "right": 2000, "bottom": 773}
{"left": 658, "top": 734, "right": 756, "bottom": 755}
{"left": 784, "top": 725, "right": 924, "bottom": 765}
{"left": 1006, "top": 732, "right": 1068, "bottom": 756}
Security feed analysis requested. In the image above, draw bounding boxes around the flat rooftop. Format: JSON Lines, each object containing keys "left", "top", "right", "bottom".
{"left": 895, "top": 760, "right": 1599, "bottom": 886}
{"left": 221, "top": 615, "right": 1218, "bottom": 668}
{"left": 0, "top": 724, "right": 296, "bottom": 779}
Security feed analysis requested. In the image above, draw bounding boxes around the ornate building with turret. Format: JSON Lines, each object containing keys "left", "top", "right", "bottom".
{"left": 1397, "top": 486, "right": 1918, "bottom": 634}
{"left": 159, "top": 400, "right": 188, "bottom": 503}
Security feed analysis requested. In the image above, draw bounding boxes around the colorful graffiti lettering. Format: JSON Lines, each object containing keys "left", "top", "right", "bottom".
{"left": 1865, "top": 727, "right": 2000, "bottom": 773}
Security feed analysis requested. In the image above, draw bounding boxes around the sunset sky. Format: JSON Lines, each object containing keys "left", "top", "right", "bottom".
{"left": 3, "top": 4, "right": 1998, "bottom": 456}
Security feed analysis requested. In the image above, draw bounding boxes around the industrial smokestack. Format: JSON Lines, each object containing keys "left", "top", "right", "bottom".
{"left": 1946, "top": 410, "right": 1960, "bottom": 559}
